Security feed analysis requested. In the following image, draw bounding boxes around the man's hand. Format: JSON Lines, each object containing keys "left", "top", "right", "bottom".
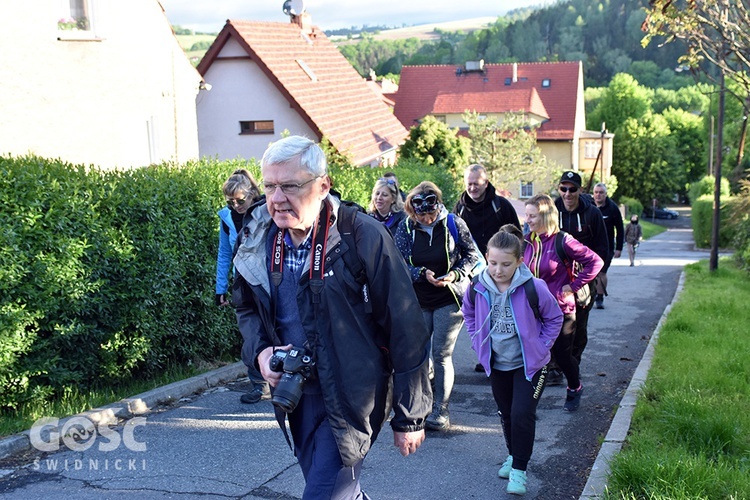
{"left": 258, "top": 345, "right": 291, "bottom": 387}
{"left": 393, "top": 430, "right": 425, "bottom": 457}
{"left": 614, "top": 250, "right": 622, "bottom": 259}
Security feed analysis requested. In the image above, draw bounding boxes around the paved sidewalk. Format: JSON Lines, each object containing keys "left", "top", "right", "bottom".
{"left": 0, "top": 228, "right": 710, "bottom": 499}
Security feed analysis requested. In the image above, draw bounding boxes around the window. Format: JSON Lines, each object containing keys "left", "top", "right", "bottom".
{"left": 240, "top": 121, "right": 274, "bottom": 135}
{"left": 541, "top": 79, "right": 551, "bottom": 88}
{"left": 58, "top": 0, "right": 97, "bottom": 39}
{"left": 584, "top": 141, "right": 601, "bottom": 159}
{"left": 520, "top": 181, "right": 534, "bottom": 199}
{"left": 433, "top": 115, "right": 446, "bottom": 123}
{"left": 504, "top": 77, "right": 512, "bottom": 86}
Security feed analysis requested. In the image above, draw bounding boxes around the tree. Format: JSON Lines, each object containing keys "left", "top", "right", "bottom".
{"left": 397, "top": 116, "right": 472, "bottom": 175}
{"left": 643, "top": 0, "right": 750, "bottom": 105}
{"left": 661, "top": 107, "right": 708, "bottom": 193}
{"left": 587, "top": 73, "right": 653, "bottom": 132}
{"left": 464, "top": 111, "right": 553, "bottom": 192}
{"left": 613, "top": 113, "right": 682, "bottom": 204}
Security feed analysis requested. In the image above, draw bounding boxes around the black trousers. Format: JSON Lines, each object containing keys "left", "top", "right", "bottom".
{"left": 551, "top": 313, "right": 580, "bottom": 390}
{"left": 490, "top": 365, "right": 547, "bottom": 471}
{"left": 572, "top": 300, "right": 593, "bottom": 364}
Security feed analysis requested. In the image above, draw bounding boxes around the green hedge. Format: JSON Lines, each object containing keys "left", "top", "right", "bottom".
{"left": 691, "top": 195, "right": 734, "bottom": 249}
{"left": 619, "top": 196, "right": 643, "bottom": 219}
{"left": 0, "top": 155, "right": 260, "bottom": 409}
{"left": 0, "top": 154, "right": 459, "bottom": 410}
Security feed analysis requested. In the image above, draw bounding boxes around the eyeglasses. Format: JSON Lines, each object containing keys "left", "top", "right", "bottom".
{"left": 379, "top": 177, "right": 397, "bottom": 186}
{"left": 411, "top": 193, "right": 437, "bottom": 208}
{"left": 559, "top": 186, "right": 579, "bottom": 193}
{"left": 263, "top": 176, "right": 321, "bottom": 195}
{"left": 226, "top": 197, "right": 248, "bottom": 207}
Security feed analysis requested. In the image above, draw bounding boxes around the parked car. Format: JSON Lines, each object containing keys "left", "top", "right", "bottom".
{"left": 643, "top": 206, "right": 679, "bottom": 219}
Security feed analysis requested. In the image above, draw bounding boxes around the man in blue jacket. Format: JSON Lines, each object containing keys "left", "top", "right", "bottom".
{"left": 232, "top": 136, "right": 432, "bottom": 499}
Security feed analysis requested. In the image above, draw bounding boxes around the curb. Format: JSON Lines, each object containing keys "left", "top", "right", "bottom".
{"left": 0, "top": 361, "right": 247, "bottom": 461}
{"left": 579, "top": 270, "right": 688, "bottom": 499}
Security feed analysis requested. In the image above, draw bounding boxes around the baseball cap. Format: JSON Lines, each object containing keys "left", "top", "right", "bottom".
{"left": 560, "top": 171, "right": 582, "bottom": 188}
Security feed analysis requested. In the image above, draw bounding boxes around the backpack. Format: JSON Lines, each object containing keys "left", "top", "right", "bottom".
{"left": 445, "top": 214, "right": 487, "bottom": 276}
{"left": 468, "top": 275, "right": 541, "bottom": 321}
{"left": 456, "top": 195, "right": 506, "bottom": 224}
{"left": 336, "top": 202, "right": 368, "bottom": 288}
{"left": 553, "top": 231, "right": 593, "bottom": 308}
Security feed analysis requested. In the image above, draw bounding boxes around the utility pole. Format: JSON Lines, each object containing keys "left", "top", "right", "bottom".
{"left": 710, "top": 3, "right": 729, "bottom": 272}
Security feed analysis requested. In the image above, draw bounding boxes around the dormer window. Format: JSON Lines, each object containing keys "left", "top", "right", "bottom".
{"left": 542, "top": 79, "right": 551, "bottom": 88}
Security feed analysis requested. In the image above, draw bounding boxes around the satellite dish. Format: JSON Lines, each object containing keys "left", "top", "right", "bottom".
{"left": 282, "top": 0, "right": 306, "bottom": 16}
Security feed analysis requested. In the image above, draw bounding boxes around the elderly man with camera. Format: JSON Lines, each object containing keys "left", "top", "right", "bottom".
{"left": 231, "top": 136, "right": 432, "bottom": 500}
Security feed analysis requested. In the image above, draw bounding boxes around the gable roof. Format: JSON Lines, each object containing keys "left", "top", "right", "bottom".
{"left": 198, "top": 19, "right": 408, "bottom": 165}
{"left": 394, "top": 61, "right": 583, "bottom": 140}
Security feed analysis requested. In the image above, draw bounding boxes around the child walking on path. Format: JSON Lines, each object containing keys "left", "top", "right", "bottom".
{"left": 624, "top": 215, "right": 643, "bottom": 267}
{"left": 462, "top": 231, "right": 563, "bottom": 495}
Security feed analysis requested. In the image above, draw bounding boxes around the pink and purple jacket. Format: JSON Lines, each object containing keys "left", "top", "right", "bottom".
{"left": 462, "top": 265, "right": 564, "bottom": 380}
{"left": 524, "top": 231, "right": 603, "bottom": 315}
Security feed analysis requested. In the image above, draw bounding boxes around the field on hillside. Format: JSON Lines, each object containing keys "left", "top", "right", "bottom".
{"left": 332, "top": 16, "right": 498, "bottom": 44}
{"left": 175, "top": 33, "right": 217, "bottom": 66}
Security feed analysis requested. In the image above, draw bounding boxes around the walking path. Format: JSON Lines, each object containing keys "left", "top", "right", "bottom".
{"left": 0, "top": 227, "right": 711, "bottom": 499}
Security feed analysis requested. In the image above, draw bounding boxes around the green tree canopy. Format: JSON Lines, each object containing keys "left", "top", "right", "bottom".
{"left": 587, "top": 73, "right": 653, "bottom": 132}
{"left": 397, "top": 116, "right": 472, "bottom": 175}
{"left": 464, "top": 111, "right": 553, "bottom": 192}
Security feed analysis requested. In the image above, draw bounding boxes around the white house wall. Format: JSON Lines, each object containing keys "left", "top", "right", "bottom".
{"left": 1, "top": 0, "right": 199, "bottom": 170}
{"left": 197, "top": 37, "right": 315, "bottom": 162}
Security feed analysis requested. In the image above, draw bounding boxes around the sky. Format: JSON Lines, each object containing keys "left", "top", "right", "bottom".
{"left": 159, "top": 0, "right": 548, "bottom": 34}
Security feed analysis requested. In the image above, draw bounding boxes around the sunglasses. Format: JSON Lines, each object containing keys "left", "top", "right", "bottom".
{"left": 559, "top": 186, "right": 579, "bottom": 193}
{"left": 379, "top": 177, "right": 397, "bottom": 185}
{"left": 226, "top": 197, "right": 248, "bottom": 207}
{"left": 411, "top": 193, "right": 437, "bottom": 208}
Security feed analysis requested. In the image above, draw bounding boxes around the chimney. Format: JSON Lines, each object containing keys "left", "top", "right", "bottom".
{"left": 291, "top": 12, "right": 313, "bottom": 35}
{"left": 512, "top": 63, "right": 518, "bottom": 83}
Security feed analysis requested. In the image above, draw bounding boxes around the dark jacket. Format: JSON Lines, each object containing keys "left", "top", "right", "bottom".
{"left": 232, "top": 195, "right": 432, "bottom": 467}
{"left": 453, "top": 183, "right": 521, "bottom": 255}
{"left": 596, "top": 197, "right": 624, "bottom": 256}
{"left": 554, "top": 194, "right": 609, "bottom": 261}
{"left": 393, "top": 207, "right": 481, "bottom": 308}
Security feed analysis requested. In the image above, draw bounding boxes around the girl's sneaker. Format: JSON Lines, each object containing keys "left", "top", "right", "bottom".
{"left": 498, "top": 455, "right": 513, "bottom": 479}
{"left": 564, "top": 385, "right": 584, "bottom": 412}
{"left": 507, "top": 468, "right": 527, "bottom": 495}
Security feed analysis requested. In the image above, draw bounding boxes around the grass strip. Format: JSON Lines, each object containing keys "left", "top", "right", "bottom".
{"left": 0, "top": 361, "right": 228, "bottom": 438}
{"left": 604, "top": 258, "right": 750, "bottom": 499}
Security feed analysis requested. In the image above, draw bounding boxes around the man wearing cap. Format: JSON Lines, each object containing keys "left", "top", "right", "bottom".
{"left": 592, "top": 182, "right": 624, "bottom": 309}
{"left": 554, "top": 171, "right": 608, "bottom": 367}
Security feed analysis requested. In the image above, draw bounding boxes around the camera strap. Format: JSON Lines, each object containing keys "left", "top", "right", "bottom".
{"left": 270, "top": 201, "right": 331, "bottom": 304}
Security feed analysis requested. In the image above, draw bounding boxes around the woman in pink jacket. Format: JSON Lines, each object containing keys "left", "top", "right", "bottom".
{"left": 523, "top": 194, "right": 603, "bottom": 413}
{"left": 462, "top": 231, "right": 563, "bottom": 495}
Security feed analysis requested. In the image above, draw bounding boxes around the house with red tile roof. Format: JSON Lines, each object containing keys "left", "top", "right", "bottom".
{"left": 196, "top": 14, "right": 408, "bottom": 167}
{"left": 393, "top": 61, "right": 613, "bottom": 197}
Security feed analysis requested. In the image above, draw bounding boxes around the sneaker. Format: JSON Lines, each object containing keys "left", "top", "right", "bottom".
{"left": 563, "top": 385, "right": 584, "bottom": 412}
{"left": 474, "top": 362, "right": 484, "bottom": 373}
{"left": 425, "top": 404, "right": 450, "bottom": 431}
{"left": 240, "top": 385, "right": 267, "bottom": 404}
{"left": 546, "top": 368, "right": 564, "bottom": 386}
{"left": 595, "top": 294, "right": 604, "bottom": 309}
{"left": 507, "top": 468, "right": 527, "bottom": 495}
{"left": 498, "top": 455, "right": 513, "bottom": 479}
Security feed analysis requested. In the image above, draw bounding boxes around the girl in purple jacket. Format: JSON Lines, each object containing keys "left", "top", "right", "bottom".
{"left": 462, "top": 231, "right": 563, "bottom": 496}
{"left": 523, "top": 194, "right": 603, "bottom": 414}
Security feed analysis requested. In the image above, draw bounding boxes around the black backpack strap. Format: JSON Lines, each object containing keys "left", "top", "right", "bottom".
{"left": 523, "top": 278, "right": 541, "bottom": 322}
{"left": 469, "top": 274, "right": 480, "bottom": 305}
{"left": 491, "top": 195, "right": 503, "bottom": 223}
{"left": 337, "top": 203, "right": 371, "bottom": 313}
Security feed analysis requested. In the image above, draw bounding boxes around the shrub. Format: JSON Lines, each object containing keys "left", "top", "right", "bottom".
{"left": 619, "top": 196, "right": 643, "bottom": 219}
{"left": 327, "top": 158, "right": 463, "bottom": 209}
{"left": 688, "top": 175, "right": 730, "bottom": 204}
{"left": 0, "top": 155, "right": 258, "bottom": 410}
{"left": 691, "top": 195, "right": 734, "bottom": 249}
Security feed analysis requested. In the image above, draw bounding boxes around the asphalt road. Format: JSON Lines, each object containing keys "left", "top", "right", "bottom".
{"left": 0, "top": 215, "right": 709, "bottom": 499}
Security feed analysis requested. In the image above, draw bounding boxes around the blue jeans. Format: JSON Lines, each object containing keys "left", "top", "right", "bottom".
{"left": 288, "top": 393, "right": 366, "bottom": 500}
{"left": 422, "top": 303, "right": 464, "bottom": 407}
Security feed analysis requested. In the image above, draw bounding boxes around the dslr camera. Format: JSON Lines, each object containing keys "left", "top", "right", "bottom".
{"left": 268, "top": 346, "right": 315, "bottom": 413}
